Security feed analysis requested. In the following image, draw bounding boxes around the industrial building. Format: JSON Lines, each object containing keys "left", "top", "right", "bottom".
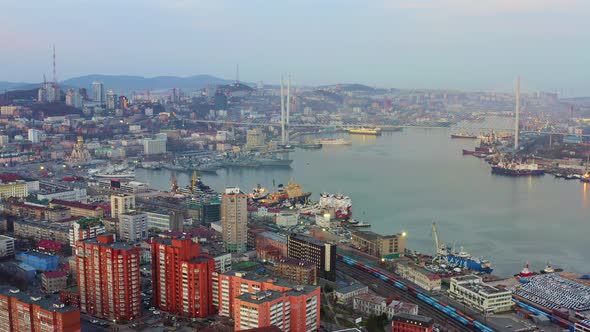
{"left": 449, "top": 275, "right": 513, "bottom": 314}
{"left": 287, "top": 234, "right": 336, "bottom": 281}
{"left": 396, "top": 261, "right": 441, "bottom": 292}
{"left": 16, "top": 251, "right": 59, "bottom": 271}
{"left": 350, "top": 231, "right": 406, "bottom": 259}
{"left": 391, "top": 313, "right": 434, "bottom": 332}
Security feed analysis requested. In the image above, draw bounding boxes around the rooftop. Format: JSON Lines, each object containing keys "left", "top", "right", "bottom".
{"left": 18, "top": 251, "right": 57, "bottom": 260}
{"left": 352, "top": 231, "right": 380, "bottom": 241}
{"left": 336, "top": 283, "right": 368, "bottom": 295}
{"left": 289, "top": 233, "right": 327, "bottom": 247}
{"left": 51, "top": 199, "right": 100, "bottom": 210}
{"left": 453, "top": 275, "right": 507, "bottom": 295}
{"left": 81, "top": 235, "right": 138, "bottom": 251}
{"left": 392, "top": 313, "right": 434, "bottom": 326}
{"left": 259, "top": 231, "right": 288, "bottom": 244}
{"left": 43, "top": 270, "right": 68, "bottom": 278}
{"left": 275, "top": 257, "right": 315, "bottom": 268}
{"left": 0, "top": 287, "right": 77, "bottom": 313}
{"left": 237, "top": 290, "right": 284, "bottom": 305}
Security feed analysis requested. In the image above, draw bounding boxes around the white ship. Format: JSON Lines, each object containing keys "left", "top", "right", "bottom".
{"left": 319, "top": 193, "right": 352, "bottom": 219}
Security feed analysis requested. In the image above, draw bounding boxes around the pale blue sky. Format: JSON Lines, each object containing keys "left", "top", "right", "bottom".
{"left": 2, "top": 0, "right": 589, "bottom": 95}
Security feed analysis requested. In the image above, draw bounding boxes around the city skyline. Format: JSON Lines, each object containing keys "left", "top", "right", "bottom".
{"left": 1, "top": 0, "right": 589, "bottom": 96}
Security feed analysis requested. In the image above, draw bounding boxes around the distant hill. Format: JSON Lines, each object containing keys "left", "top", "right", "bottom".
{"left": 0, "top": 81, "right": 29, "bottom": 91}
{"left": 61, "top": 74, "right": 235, "bottom": 94}
{"left": 0, "top": 89, "right": 38, "bottom": 106}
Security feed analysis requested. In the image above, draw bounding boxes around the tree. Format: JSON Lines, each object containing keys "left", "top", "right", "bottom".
{"left": 365, "top": 313, "right": 388, "bottom": 332}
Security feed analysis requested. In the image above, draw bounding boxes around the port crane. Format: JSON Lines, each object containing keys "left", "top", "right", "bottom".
{"left": 431, "top": 222, "right": 448, "bottom": 263}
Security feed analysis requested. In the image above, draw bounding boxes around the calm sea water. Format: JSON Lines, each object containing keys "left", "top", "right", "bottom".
{"left": 136, "top": 122, "right": 590, "bottom": 277}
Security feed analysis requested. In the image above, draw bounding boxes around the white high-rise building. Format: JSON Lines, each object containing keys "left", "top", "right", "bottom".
{"left": 38, "top": 82, "right": 60, "bottom": 103}
{"left": 106, "top": 90, "right": 117, "bottom": 110}
{"left": 0, "top": 135, "right": 8, "bottom": 147}
{"left": 119, "top": 211, "right": 148, "bottom": 242}
{"left": 66, "top": 89, "right": 83, "bottom": 109}
{"left": 143, "top": 138, "right": 167, "bottom": 155}
{"left": 92, "top": 81, "right": 105, "bottom": 104}
{"left": 27, "top": 129, "right": 42, "bottom": 143}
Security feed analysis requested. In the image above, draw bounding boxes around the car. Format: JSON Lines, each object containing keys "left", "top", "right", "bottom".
{"left": 90, "top": 319, "right": 99, "bottom": 324}
{"left": 149, "top": 307, "right": 155, "bottom": 311}
{"left": 153, "top": 310, "right": 160, "bottom": 315}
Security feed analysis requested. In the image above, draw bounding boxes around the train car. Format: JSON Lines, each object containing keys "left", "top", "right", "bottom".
{"left": 550, "top": 315, "right": 571, "bottom": 329}
{"left": 338, "top": 255, "right": 492, "bottom": 332}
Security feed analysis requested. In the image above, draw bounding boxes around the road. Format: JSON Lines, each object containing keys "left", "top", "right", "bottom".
{"left": 337, "top": 262, "right": 471, "bottom": 332}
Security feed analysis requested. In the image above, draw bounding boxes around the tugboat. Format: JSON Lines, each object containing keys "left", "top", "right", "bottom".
{"left": 515, "top": 262, "right": 535, "bottom": 280}
{"left": 540, "top": 263, "right": 563, "bottom": 274}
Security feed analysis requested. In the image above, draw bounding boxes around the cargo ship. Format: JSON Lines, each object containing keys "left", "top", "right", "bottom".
{"left": 319, "top": 138, "right": 352, "bottom": 146}
{"left": 451, "top": 133, "right": 478, "bottom": 139}
{"left": 348, "top": 127, "right": 382, "bottom": 135}
{"left": 432, "top": 223, "right": 493, "bottom": 273}
{"left": 258, "top": 179, "right": 311, "bottom": 207}
{"left": 491, "top": 161, "right": 545, "bottom": 176}
{"left": 319, "top": 193, "right": 352, "bottom": 220}
{"left": 445, "top": 248, "right": 494, "bottom": 274}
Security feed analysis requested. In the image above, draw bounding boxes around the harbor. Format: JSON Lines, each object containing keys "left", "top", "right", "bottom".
{"left": 136, "top": 125, "right": 590, "bottom": 277}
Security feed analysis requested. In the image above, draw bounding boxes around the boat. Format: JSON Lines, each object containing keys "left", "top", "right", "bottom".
{"left": 491, "top": 161, "right": 545, "bottom": 176}
{"left": 451, "top": 133, "right": 478, "bottom": 139}
{"left": 462, "top": 149, "right": 476, "bottom": 155}
{"left": 297, "top": 142, "right": 322, "bottom": 149}
{"left": 351, "top": 221, "right": 371, "bottom": 228}
{"left": 516, "top": 262, "right": 535, "bottom": 279}
{"left": 565, "top": 174, "right": 577, "bottom": 180}
{"left": 445, "top": 248, "right": 494, "bottom": 274}
{"left": 255, "top": 157, "right": 293, "bottom": 166}
{"left": 95, "top": 171, "right": 135, "bottom": 179}
{"left": 258, "top": 179, "right": 312, "bottom": 207}
{"left": 319, "top": 193, "right": 352, "bottom": 220}
{"left": 348, "top": 127, "right": 382, "bottom": 135}
{"left": 540, "top": 263, "right": 563, "bottom": 274}
{"left": 319, "top": 138, "right": 352, "bottom": 146}
{"left": 249, "top": 184, "right": 268, "bottom": 201}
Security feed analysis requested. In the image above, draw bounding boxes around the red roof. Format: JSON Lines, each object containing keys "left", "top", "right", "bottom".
{"left": 51, "top": 199, "right": 101, "bottom": 211}
{"left": 247, "top": 206, "right": 259, "bottom": 212}
{"left": 37, "top": 240, "right": 64, "bottom": 251}
{"left": 0, "top": 173, "right": 21, "bottom": 183}
{"left": 43, "top": 271, "right": 68, "bottom": 278}
{"left": 427, "top": 274, "right": 441, "bottom": 281}
{"left": 267, "top": 208, "right": 281, "bottom": 213}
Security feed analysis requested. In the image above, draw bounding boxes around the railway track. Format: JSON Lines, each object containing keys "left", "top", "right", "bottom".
{"left": 337, "top": 262, "right": 472, "bottom": 332}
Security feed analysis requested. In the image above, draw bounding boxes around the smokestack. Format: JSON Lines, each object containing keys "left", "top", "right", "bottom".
{"left": 515, "top": 77, "right": 520, "bottom": 152}
{"left": 286, "top": 75, "right": 291, "bottom": 145}
{"left": 280, "top": 77, "right": 285, "bottom": 145}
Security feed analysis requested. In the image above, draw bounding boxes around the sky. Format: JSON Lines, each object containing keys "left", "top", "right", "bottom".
{"left": 1, "top": 0, "right": 589, "bottom": 95}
